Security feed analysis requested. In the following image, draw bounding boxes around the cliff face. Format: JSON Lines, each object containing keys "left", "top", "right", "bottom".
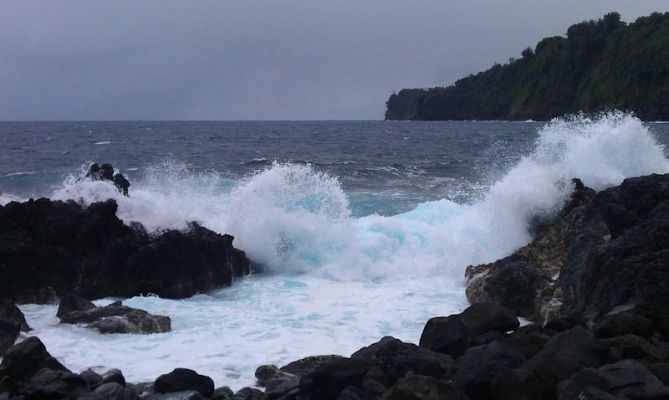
{"left": 386, "top": 12, "right": 669, "bottom": 121}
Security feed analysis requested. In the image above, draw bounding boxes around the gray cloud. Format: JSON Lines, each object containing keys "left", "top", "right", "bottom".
{"left": 0, "top": 0, "right": 667, "bottom": 120}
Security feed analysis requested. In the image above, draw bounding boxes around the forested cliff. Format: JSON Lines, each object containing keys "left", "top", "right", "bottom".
{"left": 385, "top": 12, "right": 669, "bottom": 121}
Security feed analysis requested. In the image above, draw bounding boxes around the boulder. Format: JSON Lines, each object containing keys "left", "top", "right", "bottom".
{"left": 57, "top": 293, "right": 96, "bottom": 318}
{"left": 0, "top": 337, "right": 68, "bottom": 381}
{"left": 544, "top": 313, "right": 585, "bottom": 332}
{"left": 603, "top": 334, "right": 667, "bottom": 362}
{"left": 0, "top": 300, "right": 31, "bottom": 332}
{"left": 146, "top": 391, "right": 206, "bottom": 400}
{"left": 468, "top": 331, "right": 507, "bottom": 347}
{"left": 86, "top": 163, "right": 130, "bottom": 196}
{"left": 524, "top": 326, "right": 609, "bottom": 380}
{"left": 492, "top": 364, "right": 559, "bottom": 400}
{"left": 94, "top": 381, "right": 137, "bottom": 400}
{"left": 419, "top": 315, "right": 470, "bottom": 358}
{"left": 264, "top": 375, "right": 300, "bottom": 399}
{"left": 60, "top": 298, "right": 171, "bottom": 334}
{"left": 594, "top": 310, "right": 656, "bottom": 339}
{"left": 99, "top": 368, "right": 126, "bottom": 386}
{"left": 23, "top": 367, "right": 90, "bottom": 399}
{"left": 233, "top": 387, "right": 264, "bottom": 400}
{"left": 280, "top": 355, "right": 345, "bottom": 377}
{"left": 451, "top": 341, "right": 527, "bottom": 400}
{"left": 297, "top": 357, "right": 373, "bottom": 400}
{"left": 154, "top": 368, "right": 214, "bottom": 398}
{"left": 211, "top": 386, "right": 234, "bottom": 400}
{"left": 558, "top": 359, "right": 669, "bottom": 400}
{"left": 506, "top": 326, "right": 553, "bottom": 359}
{"left": 0, "top": 320, "right": 20, "bottom": 356}
{"left": 491, "top": 326, "right": 609, "bottom": 399}
{"left": 255, "top": 364, "right": 294, "bottom": 387}
{"left": 460, "top": 303, "right": 519, "bottom": 335}
{"left": 351, "top": 336, "right": 454, "bottom": 382}
{"left": 80, "top": 368, "right": 103, "bottom": 387}
{"left": 380, "top": 374, "right": 470, "bottom": 400}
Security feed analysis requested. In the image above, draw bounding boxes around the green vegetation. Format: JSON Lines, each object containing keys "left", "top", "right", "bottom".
{"left": 385, "top": 12, "right": 669, "bottom": 121}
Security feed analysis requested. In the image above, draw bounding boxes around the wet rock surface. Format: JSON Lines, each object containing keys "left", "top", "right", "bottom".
{"left": 58, "top": 295, "right": 171, "bottom": 334}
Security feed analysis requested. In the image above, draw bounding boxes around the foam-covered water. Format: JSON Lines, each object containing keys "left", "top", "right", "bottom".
{"left": 3, "top": 113, "right": 669, "bottom": 388}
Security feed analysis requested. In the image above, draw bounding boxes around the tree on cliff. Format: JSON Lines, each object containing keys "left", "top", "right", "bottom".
{"left": 385, "top": 12, "right": 669, "bottom": 121}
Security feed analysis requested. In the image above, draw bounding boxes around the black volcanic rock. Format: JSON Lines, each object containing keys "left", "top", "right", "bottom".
{"left": 0, "top": 300, "right": 31, "bottom": 332}
{"left": 380, "top": 375, "right": 470, "bottom": 400}
{"left": 59, "top": 297, "right": 171, "bottom": 334}
{"left": 280, "top": 355, "right": 345, "bottom": 377}
{"left": 594, "top": 310, "right": 656, "bottom": 339}
{"left": 418, "top": 303, "right": 518, "bottom": 361}
{"left": 297, "top": 357, "right": 373, "bottom": 400}
{"left": 0, "top": 337, "right": 68, "bottom": 381}
{"left": 460, "top": 302, "right": 520, "bottom": 335}
{"left": 154, "top": 368, "right": 214, "bottom": 398}
{"left": 492, "top": 326, "right": 610, "bottom": 400}
{"left": 0, "top": 320, "right": 20, "bottom": 356}
{"left": 352, "top": 336, "right": 454, "bottom": 382}
{"left": 0, "top": 197, "right": 255, "bottom": 303}
{"left": 419, "top": 315, "right": 470, "bottom": 358}
{"left": 558, "top": 359, "right": 669, "bottom": 400}
{"left": 87, "top": 163, "right": 130, "bottom": 196}
{"left": 57, "top": 292, "right": 96, "bottom": 318}
{"left": 466, "top": 173, "right": 669, "bottom": 324}
{"left": 451, "top": 341, "right": 527, "bottom": 400}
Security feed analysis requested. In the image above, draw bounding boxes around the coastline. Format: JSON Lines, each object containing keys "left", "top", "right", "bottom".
{"left": 2, "top": 172, "right": 669, "bottom": 399}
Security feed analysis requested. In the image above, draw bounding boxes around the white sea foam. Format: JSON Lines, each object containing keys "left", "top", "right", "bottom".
{"left": 19, "top": 112, "right": 669, "bottom": 388}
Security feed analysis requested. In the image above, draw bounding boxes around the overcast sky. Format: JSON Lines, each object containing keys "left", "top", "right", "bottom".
{"left": 1, "top": 1, "right": 667, "bottom": 120}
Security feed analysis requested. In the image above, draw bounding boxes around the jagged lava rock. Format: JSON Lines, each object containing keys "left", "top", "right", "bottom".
{"left": 154, "top": 368, "right": 214, "bottom": 398}
{"left": 419, "top": 315, "right": 470, "bottom": 358}
{"left": 0, "top": 300, "right": 31, "bottom": 332}
{"left": 59, "top": 298, "right": 171, "bottom": 334}
{"left": 0, "top": 337, "right": 67, "bottom": 375}
{"left": 86, "top": 162, "right": 130, "bottom": 196}
{"left": 558, "top": 359, "right": 669, "bottom": 400}
{"left": 0, "top": 197, "right": 255, "bottom": 302}
{"left": 466, "top": 174, "right": 669, "bottom": 324}
{"left": 352, "top": 336, "right": 454, "bottom": 382}
{"left": 380, "top": 375, "right": 470, "bottom": 400}
{"left": 418, "top": 303, "right": 519, "bottom": 359}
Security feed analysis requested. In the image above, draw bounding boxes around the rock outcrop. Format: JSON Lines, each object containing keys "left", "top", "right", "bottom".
{"left": 0, "top": 197, "right": 255, "bottom": 303}
{"left": 86, "top": 163, "right": 131, "bottom": 196}
{"left": 466, "top": 173, "right": 669, "bottom": 324}
{"left": 0, "top": 301, "right": 30, "bottom": 355}
{"left": 58, "top": 294, "right": 171, "bottom": 334}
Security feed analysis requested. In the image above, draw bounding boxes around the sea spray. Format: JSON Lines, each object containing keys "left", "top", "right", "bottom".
{"left": 49, "top": 113, "right": 669, "bottom": 279}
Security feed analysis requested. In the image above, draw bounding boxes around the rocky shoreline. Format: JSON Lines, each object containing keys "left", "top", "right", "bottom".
{"left": 0, "top": 192, "right": 256, "bottom": 303}
{"left": 2, "top": 171, "right": 669, "bottom": 399}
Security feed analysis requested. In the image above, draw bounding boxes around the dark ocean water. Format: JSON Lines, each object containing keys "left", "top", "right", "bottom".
{"left": 0, "top": 120, "right": 554, "bottom": 215}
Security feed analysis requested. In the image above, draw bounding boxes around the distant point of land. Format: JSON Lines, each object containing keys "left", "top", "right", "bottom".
{"left": 385, "top": 12, "right": 669, "bottom": 121}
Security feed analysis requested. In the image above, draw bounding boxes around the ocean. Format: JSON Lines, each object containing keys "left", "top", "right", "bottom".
{"left": 2, "top": 112, "right": 669, "bottom": 388}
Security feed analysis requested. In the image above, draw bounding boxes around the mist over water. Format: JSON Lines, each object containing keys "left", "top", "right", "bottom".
{"left": 3, "top": 113, "right": 669, "bottom": 388}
